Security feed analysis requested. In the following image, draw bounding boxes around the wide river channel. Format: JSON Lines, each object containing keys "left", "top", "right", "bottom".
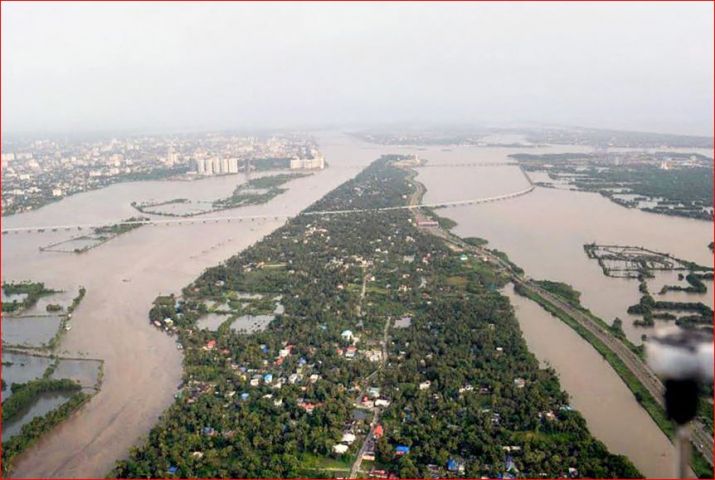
{"left": 2, "top": 134, "right": 712, "bottom": 477}
{"left": 409, "top": 142, "right": 712, "bottom": 478}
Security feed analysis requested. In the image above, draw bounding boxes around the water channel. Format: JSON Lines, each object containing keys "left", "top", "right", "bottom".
{"left": 1, "top": 134, "right": 711, "bottom": 477}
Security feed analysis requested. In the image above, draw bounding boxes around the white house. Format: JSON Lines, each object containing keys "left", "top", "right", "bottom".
{"left": 333, "top": 444, "right": 349, "bottom": 454}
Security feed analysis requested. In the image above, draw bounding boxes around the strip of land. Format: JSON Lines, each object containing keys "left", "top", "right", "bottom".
{"left": 421, "top": 219, "right": 714, "bottom": 475}
{"left": 112, "top": 155, "right": 639, "bottom": 478}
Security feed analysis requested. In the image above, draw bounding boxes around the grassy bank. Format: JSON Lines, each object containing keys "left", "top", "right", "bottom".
{"left": 1, "top": 391, "right": 91, "bottom": 475}
{"left": 2, "top": 378, "right": 82, "bottom": 423}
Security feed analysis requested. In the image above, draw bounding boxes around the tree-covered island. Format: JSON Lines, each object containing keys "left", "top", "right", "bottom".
{"left": 112, "top": 156, "right": 640, "bottom": 478}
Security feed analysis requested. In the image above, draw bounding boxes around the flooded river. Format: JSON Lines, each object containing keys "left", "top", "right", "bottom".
{"left": 412, "top": 149, "right": 712, "bottom": 345}
{"left": 1, "top": 133, "right": 379, "bottom": 478}
{"left": 2, "top": 135, "right": 711, "bottom": 477}
{"left": 503, "top": 285, "right": 679, "bottom": 477}
{"left": 408, "top": 143, "right": 711, "bottom": 477}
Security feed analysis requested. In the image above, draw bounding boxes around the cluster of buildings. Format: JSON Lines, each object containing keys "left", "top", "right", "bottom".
{"left": 1, "top": 132, "right": 324, "bottom": 215}
{"left": 193, "top": 147, "right": 325, "bottom": 176}
{"left": 289, "top": 148, "right": 325, "bottom": 170}
{"left": 1, "top": 137, "right": 186, "bottom": 215}
{"left": 195, "top": 157, "right": 241, "bottom": 175}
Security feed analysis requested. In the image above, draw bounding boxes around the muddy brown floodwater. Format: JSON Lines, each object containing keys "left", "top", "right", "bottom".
{"left": 1, "top": 133, "right": 380, "bottom": 478}
{"left": 408, "top": 143, "right": 711, "bottom": 478}
{"left": 3, "top": 136, "right": 711, "bottom": 478}
{"left": 503, "top": 285, "right": 681, "bottom": 478}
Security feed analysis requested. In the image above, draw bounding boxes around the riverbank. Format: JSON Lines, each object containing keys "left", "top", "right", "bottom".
{"left": 402, "top": 146, "right": 711, "bottom": 477}
{"left": 419, "top": 198, "right": 711, "bottom": 476}
{"left": 512, "top": 282, "right": 711, "bottom": 478}
{"left": 1, "top": 133, "right": 377, "bottom": 478}
{"left": 112, "top": 155, "right": 639, "bottom": 478}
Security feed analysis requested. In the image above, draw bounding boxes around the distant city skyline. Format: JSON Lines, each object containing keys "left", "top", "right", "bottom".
{"left": 2, "top": 2, "right": 713, "bottom": 137}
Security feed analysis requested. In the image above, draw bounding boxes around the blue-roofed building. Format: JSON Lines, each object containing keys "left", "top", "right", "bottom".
{"left": 260, "top": 344, "right": 268, "bottom": 353}
{"left": 264, "top": 373, "right": 273, "bottom": 383}
{"left": 241, "top": 392, "right": 250, "bottom": 401}
{"left": 447, "top": 458, "right": 465, "bottom": 473}
{"left": 298, "top": 357, "right": 307, "bottom": 366}
{"left": 395, "top": 445, "right": 410, "bottom": 456}
{"left": 167, "top": 466, "right": 178, "bottom": 475}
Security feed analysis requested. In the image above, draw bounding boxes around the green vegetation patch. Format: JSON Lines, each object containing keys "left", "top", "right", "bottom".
{"left": 2, "top": 392, "right": 91, "bottom": 475}
{"left": 2, "top": 378, "right": 82, "bottom": 423}
{"left": 214, "top": 173, "right": 310, "bottom": 209}
{"left": 113, "top": 156, "right": 640, "bottom": 479}
{"left": 2, "top": 281, "right": 57, "bottom": 314}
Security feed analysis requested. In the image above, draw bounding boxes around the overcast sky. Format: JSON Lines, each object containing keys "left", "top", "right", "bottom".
{"left": 2, "top": 2, "right": 713, "bottom": 136}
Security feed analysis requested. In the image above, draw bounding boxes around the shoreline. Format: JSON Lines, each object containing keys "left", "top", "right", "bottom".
{"left": 406, "top": 164, "right": 711, "bottom": 476}
{"left": 2, "top": 133, "right": 376, "bottom": 477}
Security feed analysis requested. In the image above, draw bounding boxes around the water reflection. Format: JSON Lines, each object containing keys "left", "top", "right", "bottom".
{"left": 2, "top": 315, "right": 63, "bottom": 347}
{"left": 2, "top": 392, "right": 75, "bottom": 442}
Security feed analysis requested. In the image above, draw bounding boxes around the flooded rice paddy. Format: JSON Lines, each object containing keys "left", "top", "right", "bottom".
{"left": 2, "top": 392, "right": 76, "bottom": 442}
{"left": 2, "top": 315, "right": 64, "bottom": 347}
{"left": 2, "top": 352, "right": 54, "bottom": 398}
{"left": 229, "top": 314, "right": 274, "bottom": 333}
{"left": 2, "top": 351, "right": 102, "bottom": 444}
{"left": 196, "top": 313, "right": 230, "bottom": 331}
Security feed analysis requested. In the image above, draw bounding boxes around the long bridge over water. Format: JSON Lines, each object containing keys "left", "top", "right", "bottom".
{"left": 336, "top": 161, "right": 518, "bottom": 169}
{"left": 2, "top": 186, "right": 535, "bottom": 235}
{"left": 2, "top": 163, "right": 535, "bottom": 235}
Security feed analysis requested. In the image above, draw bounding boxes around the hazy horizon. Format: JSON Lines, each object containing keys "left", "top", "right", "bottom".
{"left": 2, "top": 2, "right": 713, "bottom": 137}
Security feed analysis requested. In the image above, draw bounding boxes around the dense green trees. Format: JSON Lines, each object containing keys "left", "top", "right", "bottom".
{"left": 214, "top": 173, "right": 309, "bottom": 209}
{"left": 628, "top": 293, "right": 712, "bottom": 329}
{"left": 2, "top": 378, "right": 81, "bottom": 423}
{"left": 1, "top": 281, "right": 56, "bottom": 313}
{"left": 512, "top": 153, "right": 713, "bottom": 221}
{"left": 2, "top": 391, "right": 90, "bottom": 475}
{"left": 113, "top": 157, "right": 640, "bottom": 478}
